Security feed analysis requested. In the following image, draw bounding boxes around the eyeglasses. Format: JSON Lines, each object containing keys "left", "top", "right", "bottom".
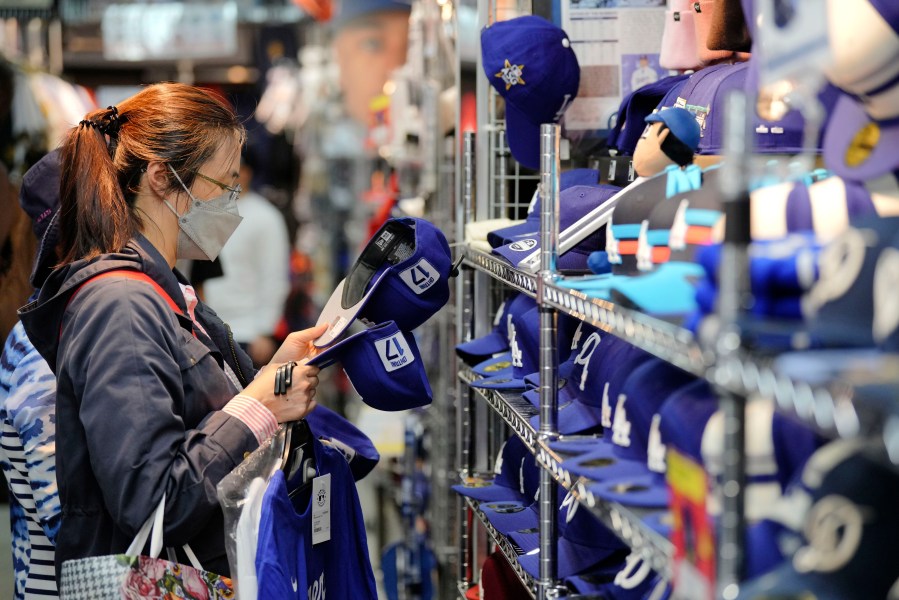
{"left": 193, "top": 171, "right": 242, "bottom": 202}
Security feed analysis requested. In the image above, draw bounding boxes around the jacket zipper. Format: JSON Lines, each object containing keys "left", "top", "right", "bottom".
{"left": 225, "top": 324, "right": 248, "bottom": 387}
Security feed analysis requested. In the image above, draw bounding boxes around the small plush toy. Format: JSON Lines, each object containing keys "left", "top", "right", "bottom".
{"left": 632, "top": 107, "right": 701, "bottom": 177}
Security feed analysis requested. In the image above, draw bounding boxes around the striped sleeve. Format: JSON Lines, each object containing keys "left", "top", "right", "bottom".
{"left": 222, "top": 394, "right": 278, "bottom": 445}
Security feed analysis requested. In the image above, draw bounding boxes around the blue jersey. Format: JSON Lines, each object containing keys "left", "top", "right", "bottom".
{"left": 256, "top": 436, "right": 377, "bottom": 599}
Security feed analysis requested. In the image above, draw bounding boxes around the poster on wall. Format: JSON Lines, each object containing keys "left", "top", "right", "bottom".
{"left": 561, "top": 0, "right": 668, "bottom": 133}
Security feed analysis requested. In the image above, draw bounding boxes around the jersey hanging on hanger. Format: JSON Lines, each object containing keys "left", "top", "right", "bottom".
{"left": 255, "top": 435, "right": 378, "bottom": 600}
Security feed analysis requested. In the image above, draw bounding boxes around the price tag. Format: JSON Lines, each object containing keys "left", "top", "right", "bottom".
{"left": 311, "top": 474, "right": 331, "bottom": 545}
{"left": 667, "top": 450, "right": 714, "bottom": 600}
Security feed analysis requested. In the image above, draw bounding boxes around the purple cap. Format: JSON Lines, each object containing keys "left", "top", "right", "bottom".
{"left": 481, "top": 16, "right": 580, "bottom": 170}
{"left": 673, "top": 63, "right": 750, "bottom": 155}
{"left": 455, "top": 293, "right": 536, "bottom": 365}
{"left": 487, "top": 169, "right": 600, "bottom": 248}
{"left": 823, "top": 91, "right": 899, "bottom": 180}
{"left": 314, "top": 217, "right": 451, "bottom": 347}
{"left": 452, "top": 436, "right": 533, "bottom": 502}
{"left": 19, "top": 149, "right": 61, "bottom": 288}
{"left": 309, "top": 321, "right": 432, "bottom": 411}
{"left": 471, "top": 306, "right": 540, "bottom": 391}
{"left": 610, "top": 74, "right": 691, "bottom": 155}
{"left": 493, "top": 184, "right": 622, "bottom": 274}
{"left": 306, "top": 403, "right": 380, "bottom": 481}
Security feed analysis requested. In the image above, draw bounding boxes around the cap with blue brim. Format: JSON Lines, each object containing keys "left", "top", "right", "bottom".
{"left": 456, "top": 293, "right": 536, "bottom": 365}
{"left": 314, "top": 217, "right": 451, "bottom": 347}
{"left": 306, "top": 404, "right": 380, "bottom": 481}
{"left": 452, "top": 436, "right": 532, "bottom": 503}
{"left": 308, "top": 320, "right": 432, "bottom": 411}
{"left": 470, "top": 306, "right": 540, "bottom": 391}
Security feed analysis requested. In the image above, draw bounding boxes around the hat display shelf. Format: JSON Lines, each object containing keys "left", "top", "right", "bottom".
{"left": 452, "top": 6, "right": 899, "bottom": 600}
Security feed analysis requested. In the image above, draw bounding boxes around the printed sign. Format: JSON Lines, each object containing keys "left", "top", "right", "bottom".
{"left": 375, "top": 332, "right": 415, "bottom": 372}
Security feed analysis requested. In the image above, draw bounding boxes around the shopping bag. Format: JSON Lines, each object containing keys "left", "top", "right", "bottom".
{"left": 59, "top": 494, "right": 234, "bottom": 600}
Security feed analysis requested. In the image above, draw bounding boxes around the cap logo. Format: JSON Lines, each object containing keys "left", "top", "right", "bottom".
{"left": 496, "top": 59, "right": 526, "bottom": 90}
{"left": 570, "top": 322, "right": 584, "bottom": 350}
{"left": 614, "top": 553, "right": 652, "bottom": 590}
{"left": 793, "top": 494, "right": 866, "bottom": 574}
{"left": 399, "top": 258, "right": 440, "bottom": 295}
{"left": 573, "top": 332, "right": 601, "bottom": 391}
{"left": 612, "top": 394, "right": 632, "bottom": 447}
{"left": 375, "top": 332, "right": 415, "bottom": 372}
{"left": 508, "top": 239, "right": 538, "bottom": 252}
{"left": 845, "top": 122, "right": 880, "bottom": 168}
{"left": 647, "top": 414, "right": 667, "bottom": 473}
{"left": 601, "top": 382, "right": 613, "bottom": 428}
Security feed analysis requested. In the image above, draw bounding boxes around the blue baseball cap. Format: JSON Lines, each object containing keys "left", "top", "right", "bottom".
{"left": 455, "top": 293, "right": 535, "bottom": 365}
{"left": 308, "top": 321, "right": 432, "bottom": 411}
{"left": 314, "top": 217, "right": 451, "bottom": 347}
{"left": 471, "top": 306, "right": 540, "bottom": 391}
{"left": 493, "top": 184, "right": 623, "bottom": 274}
{"left": 471, "top": 352, "right": 514, "bottom": 378}
{"left": 481, "top": 16, "right": 580, "bottom": 170}
{"left": 452, "top": 436, "right": 533, "bottom": 503}
{"left": 19, "top": 149, "right": 62, "bottom": 288}
{"left": 514, "top": 491, "right": 628, "bottom": 579}
{"left": 565, "top": 553, "right": 670, "bottom": 599}
{"left": 487, "top": 169, "right": 601, "bottom": 247}
{"left": 645, "top": 107, "right": 701, "bottom": 153}
{"left": 305, "top": 403, "right": 380, "bottom": 481}
{"left": 609, "top": 74, "right": 691, "bottom": 155}
{"left": 589, "top": 359, "right": 698, "bottom": 508}
{"left": 736, "top": 441, "right": 899, "bottom": 600}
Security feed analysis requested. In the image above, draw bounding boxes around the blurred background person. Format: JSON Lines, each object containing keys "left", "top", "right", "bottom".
{"left": 202, "top": 146, "right": 291, "bottom": 367}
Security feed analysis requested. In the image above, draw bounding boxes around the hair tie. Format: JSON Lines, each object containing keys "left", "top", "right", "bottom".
{"left": 79, "top": 119, "right": 95, "bottom": 129}
{"left": 97, "top": 105, "right": 122, "bottom": 139}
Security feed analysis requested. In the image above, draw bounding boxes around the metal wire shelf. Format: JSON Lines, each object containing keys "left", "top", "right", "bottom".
{"left": 459, "top": 367, "right": 675, "bottom": 579}
{"left": 465, "top": 496, "right": 539, "bottom": 598}
{"left": 463, "top": 247, "right": 899, "bottom": 466}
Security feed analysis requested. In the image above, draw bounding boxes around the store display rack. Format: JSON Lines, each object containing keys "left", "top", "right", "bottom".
{"left": 464, "top": 494, "right": 539, "bottom": 598}
{"left": 459, "top": 367, "right": 675, "bottom": 579}
{"left": 463, "top": 247, "right": 899, "bottom": 459}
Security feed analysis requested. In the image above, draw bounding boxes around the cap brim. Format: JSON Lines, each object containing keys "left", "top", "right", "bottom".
{"left": 493, "top": 238, "right": 540, "bottom": 268}
{"left": 456, "top": 331, "right": 509, "bottom": 365}
{"left": 823, "top": 92, "right": 899, "bottom": 180}
{"left": 479, "top": 500, "right": 538, "bottom": 537}
{"left": 487, "top": 222, "right": 540, "bottom": 248}
{"left": 589, "top": 473, "right": 670, "bottom": 508}
{"left": 451, "top": 481, "right": 524, "bottom": 503}
{"left": 528, "top": 395, "right": 606, "bottom": 436}
{"left": 504, "top": 101, "right": 542, "bottom": 171}
{"left": 608, "top": 262, "right": 703, "bottom": 316}
{"left": 558, "top": 442, "right": 646, "bottom": 482}
{"left": 518, "top": 535, "right": 624, "bottom": 579}
{"left": 472, "top": 352, "right": 514, "bottom": 377}
{"left": 645, "top": 113, "right": 664, "bottom": 124}
{"left": 471, "top": 375, "right": 527, "bottom": 391}
{"left": 313, "top": 274, "right": 387, "bottom": 347}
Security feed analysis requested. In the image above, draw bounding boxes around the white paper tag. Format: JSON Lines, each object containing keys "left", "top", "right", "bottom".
{"left": 311, "top": 474, "right": 331, "bottom": 545}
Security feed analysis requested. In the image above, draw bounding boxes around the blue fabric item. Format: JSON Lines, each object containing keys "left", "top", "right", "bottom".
{"left": 381, "top": 540, "right": 436, "bottom": 600}
{"left": 452, "top": 436, "right": 533, "bottom": 502}
{"left": 658, "top": 381, "right": 719, "bottom": 464}
{"left": 309, "top": 321, "right": 432, "bottom": 410}
{"left": 256, "top": 437, "right": 378, "bottom": 599}
{"left": 0, "top": 322, "right": 60, "bottom": 599}
{"left": 19, "top": 233, "right": 259, "bottom": 577}
{"left": 566, "top": 555, "right": 669, "bottom": 599}
{"left": 481, "top": 16, "right": 580, "bottom": 170}
{"left": 306, "top": 404, "right": 380, "bottom": 481}
{"left": 455, "top": 294, "right": 536, "bottom": 365}
{"left": 487, "top": 169, "right": 601, "bottom": 248}
{"left": 479, "top": 499, "right": 539, "bottom": 537}
{"left": 665, "top": 164, "right": 703, "bottom": 198}
{"left": 646, "top": 107, "right": 701, "bottom": 153}
{"left": 588, "top": 251, "right": 613, "bottom": 274}
{"left": 674, "top": 63, "right": 749, "bottom": 155}
{"left": 492, "top": 184, "right": 623, "bottom": 274}
{"left": 472, "top": 352, "right": 513, "bottom": 378}
{"left": 471, "top": 306, "right": 541, "bottom": 391}
{"left": 609, "top": 262, "right": 704, "bottom": 316}
{"left": 613, "top": 74, "right": 691, "bottom": 155}
{"left": 590, "top": 473, "right": 670, "bottom": 508}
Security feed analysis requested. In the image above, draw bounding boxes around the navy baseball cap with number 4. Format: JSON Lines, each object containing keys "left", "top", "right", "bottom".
{"left": 481, "top": 15, "right": 580, "bottom": 171}
{"left": 308, "top": 321, "right": 432, "bottom": 411}
{"left": 314, "top": 217, "right": 451, "bottom": 347}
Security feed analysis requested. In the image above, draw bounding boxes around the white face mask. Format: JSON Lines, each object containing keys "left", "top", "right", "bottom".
{"left": 163, "top": 165, "right": 243, "bottom": 261}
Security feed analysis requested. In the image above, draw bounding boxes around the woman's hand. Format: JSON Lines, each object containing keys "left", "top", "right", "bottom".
{"left": 244, "top": 361, "right": 320, "bottom": 423}
{"left": 269, "top": 324, "right": 329, "bottom": 365}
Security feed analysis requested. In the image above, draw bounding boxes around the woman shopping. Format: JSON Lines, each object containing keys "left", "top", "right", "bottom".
{"left": 18, "top": 82, "right": 325, "bottom": 578}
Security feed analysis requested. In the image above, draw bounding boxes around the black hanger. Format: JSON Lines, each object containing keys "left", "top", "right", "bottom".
{"left": 281, "top": 420, "right": 317, "bottom": 499}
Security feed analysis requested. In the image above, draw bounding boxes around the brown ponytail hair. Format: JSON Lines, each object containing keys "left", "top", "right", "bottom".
{"left": 58, "top": 83, "right": 245, "bottom": 264}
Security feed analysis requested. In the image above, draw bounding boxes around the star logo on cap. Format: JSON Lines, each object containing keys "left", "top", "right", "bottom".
{"left": 496, "top": 59, "right": 525, "bottom": 90}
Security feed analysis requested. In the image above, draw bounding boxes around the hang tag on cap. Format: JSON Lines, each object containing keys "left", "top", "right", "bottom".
{"left": 311, "top": 474, "right": 331, "bottom": 545}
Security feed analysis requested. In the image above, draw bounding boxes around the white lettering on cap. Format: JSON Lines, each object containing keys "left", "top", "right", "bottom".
{"left": 399, "top": 258, "right": 440, "bottom": 295}
{"left": 647, "top": 414, "right": 667, "bottom": 473}
{"left": 792, "top": 494, "right": 866, "bottom": 574}
{"left": 508, "top": 239, "right": 538, "bottom": 252}
{"left": 375, "top": 332, "right": 415, "bottom": 372}
{"left": 612, "top": 394, "right": 632, "bottom": 447}
{"left": 574, "top": 332, "right": 601, "bottom": 391}
{"left": 614, "top": 553, "right": 652, "bottom": 590}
